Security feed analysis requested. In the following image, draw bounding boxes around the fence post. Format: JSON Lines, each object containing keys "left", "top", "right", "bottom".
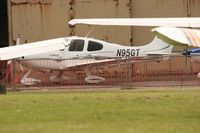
{"left": 0, "top": 84, "right": 6, "bottom": 94}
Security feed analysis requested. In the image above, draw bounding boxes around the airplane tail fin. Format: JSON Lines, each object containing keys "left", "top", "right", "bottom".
{"left": 142, "top": 36, "right": 173, "bottom": 55}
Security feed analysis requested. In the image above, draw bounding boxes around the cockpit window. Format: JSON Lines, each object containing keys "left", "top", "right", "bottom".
{"left": 68, "top": 40, "right": 84, "bottom": 51}
{"left": 87, "top": 41, "right": 103, "bottom": 51}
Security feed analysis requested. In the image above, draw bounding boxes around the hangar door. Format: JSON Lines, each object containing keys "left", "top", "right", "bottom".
{"left": 0, "top": 0, "right": 9, "bottom": 80}
{"left": 0, "top": 0, "right": 8, "bottom": 47}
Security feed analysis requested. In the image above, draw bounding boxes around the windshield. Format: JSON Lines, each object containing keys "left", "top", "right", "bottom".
{"left": 63, "top": 37, "right": 69, "bottom": 43}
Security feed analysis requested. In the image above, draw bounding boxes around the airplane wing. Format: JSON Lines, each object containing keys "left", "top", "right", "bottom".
{"left": 0, "top": 38, "right": 70, "bottom": 60}
{"left": 69, "top": 17, "right": 200, "bottom": 28}
{"left": 152, "top": 27, "right": 200, "bottom": 47}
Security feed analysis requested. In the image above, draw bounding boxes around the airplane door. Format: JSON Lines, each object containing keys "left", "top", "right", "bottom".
{"left": 63, "top": 39, "right": 85, "bottom": 59}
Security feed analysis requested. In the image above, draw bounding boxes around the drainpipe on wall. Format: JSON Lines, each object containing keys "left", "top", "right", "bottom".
{"left": 186, "top": 0, "right": 191, "bottom": 17}
{"left": 128, "top": 0, "right": 134, "bottom": 46}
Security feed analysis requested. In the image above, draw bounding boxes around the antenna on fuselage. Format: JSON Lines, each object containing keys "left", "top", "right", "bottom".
{"left": 85, "top": 26, "right": 94, "bottom": 38}
{"left": 16, "top": 34, "right": 20, "bottom": 45}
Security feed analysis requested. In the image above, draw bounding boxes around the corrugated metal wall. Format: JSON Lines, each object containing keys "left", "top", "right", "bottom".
{"left": 9, "top": 0, "right": 200, "bottom": 46}
{"left": 131, "top": 0, "right": 200, "bottom": 45}
{"left": 10, "top": 0, "right": 70, "bottom": 43}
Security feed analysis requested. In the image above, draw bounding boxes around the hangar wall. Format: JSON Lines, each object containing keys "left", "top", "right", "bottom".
{"left": 9, "top": 0, "right": 200, "bottom": 46}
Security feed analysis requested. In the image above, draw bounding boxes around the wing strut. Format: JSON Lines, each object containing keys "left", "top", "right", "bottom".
{"left": 85, "top": 26, "right": 95, "bottom": 37}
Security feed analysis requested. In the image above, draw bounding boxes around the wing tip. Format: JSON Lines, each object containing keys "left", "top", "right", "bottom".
{"left": 68, "top": 19, "right": 77, "bottom": 26}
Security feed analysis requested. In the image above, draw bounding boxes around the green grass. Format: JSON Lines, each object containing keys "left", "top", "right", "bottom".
{"left": 0, "top": 87, "right": 200, "bottom": 133}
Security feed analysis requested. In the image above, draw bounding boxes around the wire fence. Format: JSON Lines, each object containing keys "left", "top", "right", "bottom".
{"left": 0, "top": 56, "right": 200, "bottom": 88}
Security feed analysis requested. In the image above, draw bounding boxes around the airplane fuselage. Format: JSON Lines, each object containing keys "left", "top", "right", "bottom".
{"left": 18, "top": 36, "right": 172, "bottom": 71}
{"left": 20, "top": 37, "right": 172, "bottom": 61}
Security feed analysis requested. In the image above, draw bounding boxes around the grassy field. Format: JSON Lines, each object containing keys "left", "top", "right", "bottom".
{"left": 0, "top": 87, "right": 200, "bottom": 133}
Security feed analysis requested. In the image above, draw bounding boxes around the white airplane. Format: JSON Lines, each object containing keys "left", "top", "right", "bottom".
{"left": 1, "top": 17, "right": 200, "bottom": 85}
{"left": 70, "top": 18, "right": 200, "bottom": 77}
{"left": 6, "top": 35, "right": 173, "bottom": 85}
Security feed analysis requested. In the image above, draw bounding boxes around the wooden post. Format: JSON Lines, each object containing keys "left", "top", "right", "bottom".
{"left": 0, "top": 84, "right": 6, "bottom": 94}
